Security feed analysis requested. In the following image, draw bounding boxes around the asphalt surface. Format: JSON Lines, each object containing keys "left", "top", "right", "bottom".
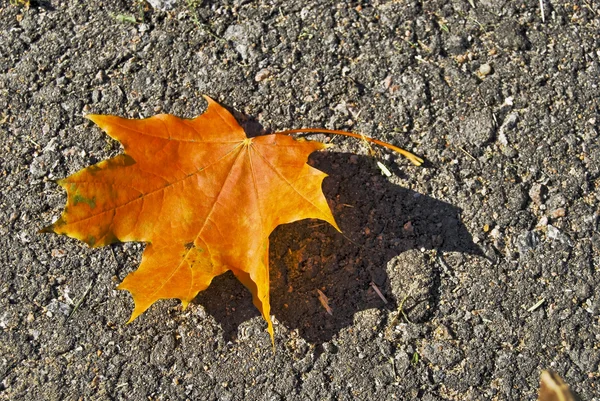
{"left": 1, "top": 0, "right": 600, "bottom": 400}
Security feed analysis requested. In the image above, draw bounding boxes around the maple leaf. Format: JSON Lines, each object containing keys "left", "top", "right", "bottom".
{"left": 42, "top": 96, "right": 422, "bottom": 342}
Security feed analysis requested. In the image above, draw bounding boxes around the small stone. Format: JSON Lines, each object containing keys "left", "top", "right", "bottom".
{"left": 546, "top": 225, "right": 572, "bottom": 246}
{"left": 498, "top": 112, "right": 518, "bottom": 146}
{"left": 455, "top": 54, "right": 467, "bottom": 64}
{"left": 122, "top": 59, "right": 136, "bottom": 75}
{"left": 29, "top": 153, "right": 55, "bottom": 178}
{"left": 323, "top": 342, "right": 339, "bottom": 354}
{"left": 575, "top": 283, "right": 592, "bottom": 300}
{"left": 501, "top": 146, "right": 518, "bottom": 158}
{"left": 528, "top": 183, "right": 547, "bottom": 204}
{"left": 479, "top": 63, "right": 492, "bottom": 76}
{"left": 457, "top": 110, "right": 495, "bottom": 148}
{"left": 46, "top": 299, "right": 72, "bottom": 317}
{"left": 194, "top": 306, "right": 207, "bottom": 319}
{"left": 550, "top": 208, "right": 566, "bottom": 218}
{"left": 94, "top": 70, "right": 106, "bottom": 83}
{"left": 446, "top": 35, "right": 468, "bottom": 55}
{"left": 558, "top": 308, "right": 572, "bottom": 321}
{"left": 495, "top": 21, "right": 529, "bottom": 51}
{"left": 150, "top": 334, "right": 176, "bottom": 365}
{"left": 324, "top": 32, "right": 338, "bottom": 45}
{"left": 92, "top": 90, "right": 101, "bottom": 103}
{"left": 507, "top": 185, "right": 528, "bottom": 211}
{"left": 334, "top": 102, "right": 349, "bottom": 115}
{"left": 254, "top": 68, "right": 271, "bottom": 82}
{"left": 51, "top": 249, "right": 67, "bottom": 258}
{"left": 502, "top": 113, "right": 518, "bottom": 130}
{"left": 382, "top": 75, "right": 392, "bottom": 90}
{"left": 516, "top": 231, "right": 540, "bottom": 254}
{"left": 433, "top": 324, "right": 453, "bottom": 340}
{"left": 147, "top": 0, "right": 177, "bottom": 11}
{"left": 43, "top": 139, "right": 59, "bottom": 155}
{"left": 490, "top": 227, "right": 502, "bottom": 239}
{"left": 223, "top": 23, "right": 261, "bottom": 61}
{"left": 498, "top": 131, "right": 508, "bottom": 146}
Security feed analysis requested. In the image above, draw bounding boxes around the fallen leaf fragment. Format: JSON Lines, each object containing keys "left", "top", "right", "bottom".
{"left": 317, "top": 289, "right": 333, "bottom": 315}
{"left": 538, "top": 371, "right": 575, "bottom": 401}
{"left": 370, "top": 281, "right": 388, "bottom": 304}
{"left": 377, "top": 161, "right": 393, "bottom": 177}
{"left": 42, "top": 96, "right": 421, "bottom": 344}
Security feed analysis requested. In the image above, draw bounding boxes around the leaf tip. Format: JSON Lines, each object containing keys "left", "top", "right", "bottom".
{"left": 408, "top": 154, "right": 425, "bottom": 166}
{"left": 332, "top": 222, "right": 342, "bottom": 233}
{"left": 84, "top": 114, "right": 112, "bottom": 131}
{"left": 124, "top": 303, "right": 145, "bottom": 324}
{"left": 84, "top": 114, "right": 100, "bottom": 123}
{"left": 39, "top": 215, "right": 67, "bottom": 235}
{"left": 268, "top": 319, "right": 274, "bottom": 346}
{"left": 322, "top": 212, "right": 341, "bottom": 234}
{"left": 201, "top": 94, "right": 216, "bottom": 105}
{"left": 38, "top": 224, "right": 55, "bottom": 234}
{"left": 116, "top": 282, "right": 144, "bottom": 324}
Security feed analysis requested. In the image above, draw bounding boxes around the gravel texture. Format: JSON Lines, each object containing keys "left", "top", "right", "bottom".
{"left": 1, "top": 0, "right": 600, "bottom": 400}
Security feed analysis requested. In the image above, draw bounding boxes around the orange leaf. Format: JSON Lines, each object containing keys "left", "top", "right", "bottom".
{"left": 43, "top": 96, "right": 339, "bottom": 342}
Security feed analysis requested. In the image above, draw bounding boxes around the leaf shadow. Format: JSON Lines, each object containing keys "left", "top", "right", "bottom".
{"left": 194, "top": 151, "right": 483, "bottom": 347}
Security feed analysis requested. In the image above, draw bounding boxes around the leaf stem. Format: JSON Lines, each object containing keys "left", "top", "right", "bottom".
{"left": 278, "top": 128, "right": 423, "bottom": 166}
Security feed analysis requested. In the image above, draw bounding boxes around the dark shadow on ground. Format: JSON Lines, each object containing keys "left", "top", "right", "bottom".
{"left": 194, "top": 151, "right": 483, "bottom": 346}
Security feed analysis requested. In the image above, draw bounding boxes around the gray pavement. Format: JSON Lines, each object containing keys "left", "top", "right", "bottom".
{"left": 1, "top": 1, "right": 599, "bottom": 399}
